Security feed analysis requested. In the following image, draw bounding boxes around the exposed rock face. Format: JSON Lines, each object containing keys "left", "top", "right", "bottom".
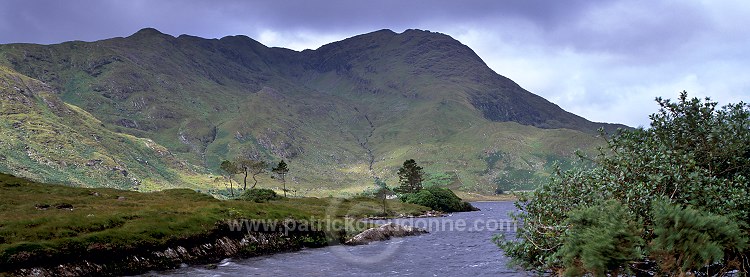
{"left": 345, "top": 222, "right": 428, "bottom": 245}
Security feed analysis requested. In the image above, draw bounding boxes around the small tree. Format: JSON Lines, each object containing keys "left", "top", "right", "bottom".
{"left": 236, "top": 158, "right": 268, "bottom": 190}
{"left": 272, "top": 160, "right": 289, "bottom": 197}
{"left": 395, "top": 159, "right": 424, "bottom": 194}
{"left": 373, "top": 177, "right": 392, "bottom": 215}
{"left": 219, "top": 160, "right": 239, "bottom": 197}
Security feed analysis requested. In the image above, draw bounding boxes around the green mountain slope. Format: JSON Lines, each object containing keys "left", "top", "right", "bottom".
{"left": 0, "top": 28, "right": 625, "bottom": 195}
{"left": 0, "top": 66, "right": 198, "bottom": 190}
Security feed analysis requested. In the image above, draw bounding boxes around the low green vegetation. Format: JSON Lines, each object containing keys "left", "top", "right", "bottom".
{"left": 392, "top": 159, "right": 477, "bottom": 212}
{"left": 0, "top": 173, "right": 429, "bottom": 271}
{"left": 497, "top": 92, "right": 750, "bottom": 275}
{"left": 239, "top": 188, "right": 280, "bottom": 202}
{"left": 399, "top": 186, "right": 477, "bottom": 213}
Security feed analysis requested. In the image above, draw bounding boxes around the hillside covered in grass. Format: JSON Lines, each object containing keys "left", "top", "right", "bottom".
{"left": 0, "top": 65, "right": 197, "bottom": 190}
{"left": 0, "top": 28, "right": 625, "bottom": 194}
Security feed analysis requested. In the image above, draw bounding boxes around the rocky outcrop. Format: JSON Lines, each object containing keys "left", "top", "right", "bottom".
{"left": 345, "top": 223, "right": 428, "bottom": 245}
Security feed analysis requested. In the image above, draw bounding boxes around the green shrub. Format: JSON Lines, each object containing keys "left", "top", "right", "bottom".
{"left": 650, "top": 199, "right": 747, "bottom": 275}
{"left": 400, "top": 190, "right": 438, "bottom": 210}
{"left": 555, "top": 200, "right": 643, "bottom": 276}
{"left": 239, "top": 188, "right": 280, "bottom": 202}
{"left": 399, "top": 187, "right": 476, "bottom": 212}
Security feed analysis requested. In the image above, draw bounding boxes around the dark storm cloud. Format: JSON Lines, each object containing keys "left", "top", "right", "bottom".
{"left": 0, "top": 0, "right": 607, "bottom": 43}
{"left": 0, "top": 0, "right": 218, "bottom": 43}
{"left": 0, "top": 0, "right": 712, "bottom": 62}
{"left": 215, "top": 0, "right": 601, "bottom": 31}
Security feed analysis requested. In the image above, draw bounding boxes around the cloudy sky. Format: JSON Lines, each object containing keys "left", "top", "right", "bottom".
{"left": 1, "top": 0, "right": 748, "bottom": 127}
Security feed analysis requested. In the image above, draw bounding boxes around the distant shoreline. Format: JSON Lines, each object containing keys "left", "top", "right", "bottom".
{"left": 456, "top": 192, "right": 519, "bottom": 202}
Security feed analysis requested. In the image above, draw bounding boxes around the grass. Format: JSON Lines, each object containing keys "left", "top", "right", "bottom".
{"left": 0, "top": 173, "right": 429, "bottom": 270}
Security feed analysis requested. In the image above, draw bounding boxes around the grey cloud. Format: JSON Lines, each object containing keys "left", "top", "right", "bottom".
{"left": 0, "top": 0, "right": 138, "bottom": 43}
{"left": 0, "top": 0, "right": 747, "bottom": 126}
{"left": 0, "top": 0, "right": 731, "bottom": 61}
{"left": 0, "top": 0, "right": 609, "bottom": 43}
{"left": 548, "top": 1, "right": 713, "bottom": 61}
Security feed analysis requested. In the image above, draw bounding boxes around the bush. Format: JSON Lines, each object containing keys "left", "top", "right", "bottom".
{"left": 497, "top": 92, "right": 750, "bottom": 274}
{"left": 650, "top": 198, "right": 747, "bottom": 275}
{"left": 239, "top": 188, "right": 280, "bottom": 202}
{"left": 399, "top": 187, "right": 477, "bottom": 212}
{"left": 555, "top": 200, "right": 643, "bottom": 276}
{"left": 400, "top": 190, "right": 438, "bottom": 210}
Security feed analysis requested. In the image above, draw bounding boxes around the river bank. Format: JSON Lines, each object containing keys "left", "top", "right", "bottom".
{"left": 8, "top": 219, "right": 434, "bottom": 276}
{"left": 8, "top": 221, "right": 330, "bottom": 276}
{"left": 0, "top": 173, "right": 430, "bottom": 276}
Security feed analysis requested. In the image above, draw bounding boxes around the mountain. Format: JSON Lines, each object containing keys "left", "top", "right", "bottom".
{"left": 0, "top": 28, "right": 626, "bottom": 195}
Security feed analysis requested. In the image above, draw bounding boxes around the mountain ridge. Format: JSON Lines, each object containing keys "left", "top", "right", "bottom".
{"left": 0, "top": 28, "right": 624, "bottom": 195}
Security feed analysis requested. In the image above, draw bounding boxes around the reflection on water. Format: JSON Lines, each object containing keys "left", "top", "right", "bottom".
{"left": 148, "top": 202, "right": 526, "bottom": 276}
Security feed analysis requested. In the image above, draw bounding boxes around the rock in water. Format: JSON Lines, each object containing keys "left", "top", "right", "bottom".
{"left": 346, "top": 223, "right": 428, "bottom": 245}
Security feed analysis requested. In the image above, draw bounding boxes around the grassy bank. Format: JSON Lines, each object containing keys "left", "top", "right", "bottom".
{"left": 0, "top": 173, "right": 429, "bottom": 273}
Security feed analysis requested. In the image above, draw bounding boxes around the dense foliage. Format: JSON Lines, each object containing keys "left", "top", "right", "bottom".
{"left": 400, "top": 186, "right": 477, "bottom": 213}
{"left": 649, "top": 198, "right": 747, "bottom": 275}
{"left": 497, "top": 92, "right": 750, "bottom": 275}
{"left": 239, "top": 188, "right": 280, "bottom": 202}
{"left": 555, "top": 200, "right": 643, "bottom": 276}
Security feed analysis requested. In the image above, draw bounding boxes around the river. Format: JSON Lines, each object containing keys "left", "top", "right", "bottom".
{"left": 146, "top": 201, "right": 526, "bottom": 276}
